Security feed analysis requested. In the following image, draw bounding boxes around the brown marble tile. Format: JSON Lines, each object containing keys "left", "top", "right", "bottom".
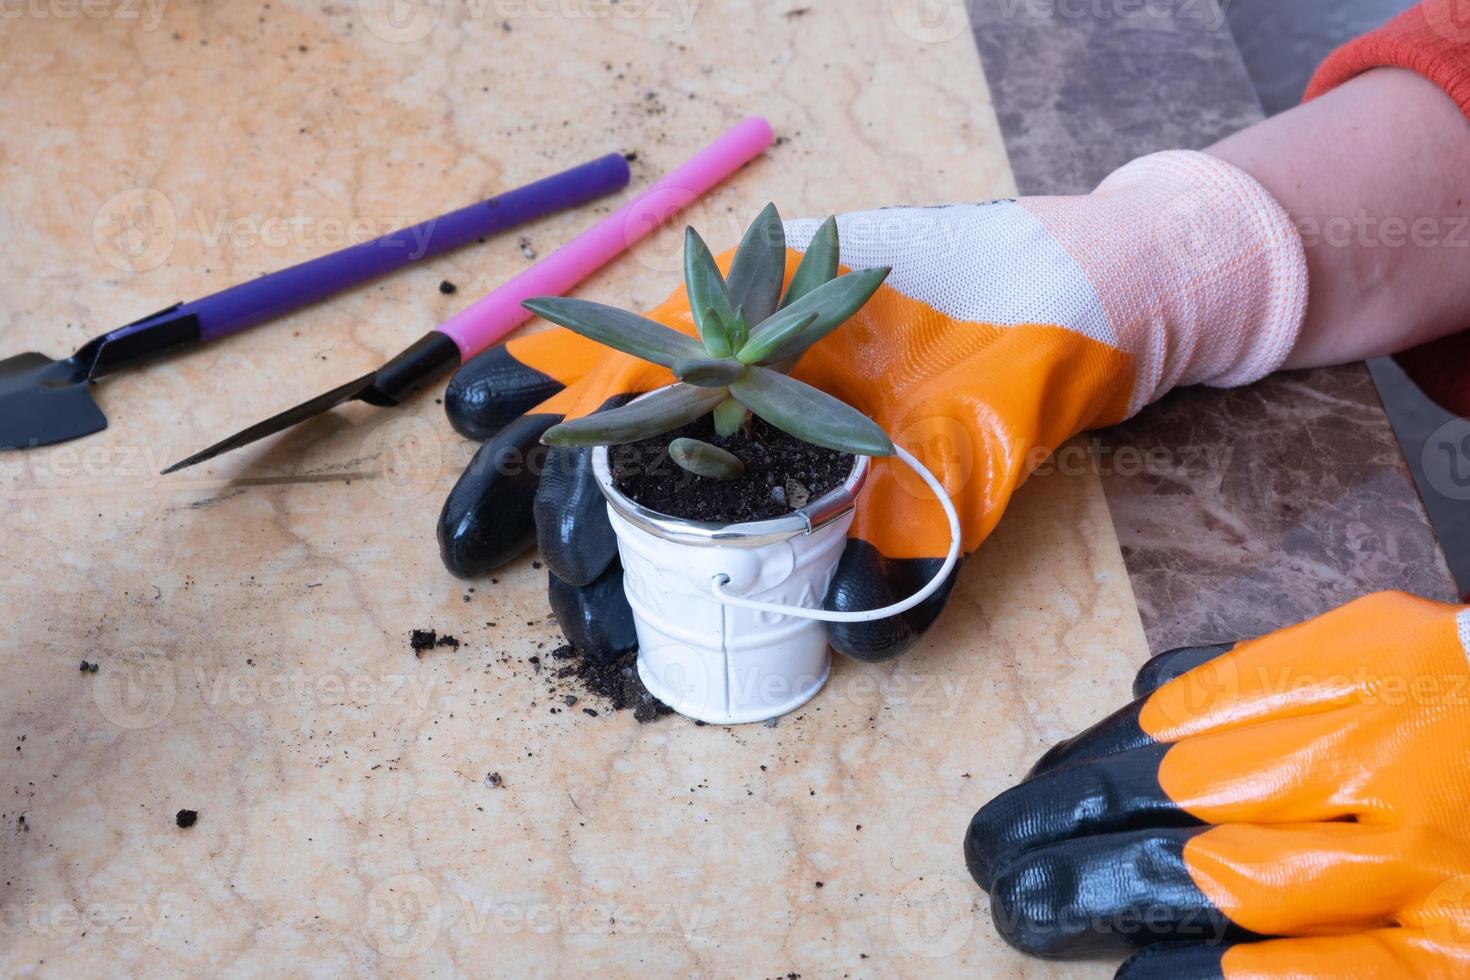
{"left": 1098, "top": 366, "right": 1458, "bottom": 652}
{"left": 968, "top": 0, "right": 1458, "bottom": 650}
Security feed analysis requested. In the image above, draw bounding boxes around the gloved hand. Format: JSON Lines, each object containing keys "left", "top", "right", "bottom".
{"left": 438, "top": 150, "right": 1308, "bottom": 663}
{"left": 966, "top": 591, "right": 1470, "bottom": 978}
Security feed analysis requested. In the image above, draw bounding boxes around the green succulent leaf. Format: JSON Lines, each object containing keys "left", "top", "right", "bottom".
{"left": 736, "top": 266, "right": 890, "bottom": 365}
{"left": 669, "top": 438, "right": 745, "bottom": 480}
{"left": 726, "top": 306, "right": 750, "bottom": 353}
{"left": 729, "top": 366, "right": 894, "bottom": 457}
{"left": 671, "top": 357, "right": 746, "bottom": 388}
{"left": 731, "top": 310, "right": 816, "bottom": 367}
{"left": 522, "top": 297, "right": 703, "bottom": 368}
{"left": 541, "top": 384, "right": 726, "bottom": 447}
{"left": 712, "top": 396, "right": 750, "bottom": 437}
{"left": 684, "top": 227, "right": 738, "bottom": 357}
{"left": 725, "top": 202, "right": 785, "bottom": 327}
{"left": 780, "top": 215, "right": 840, "bottom": 308}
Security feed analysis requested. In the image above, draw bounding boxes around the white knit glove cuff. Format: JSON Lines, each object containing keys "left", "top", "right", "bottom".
{"left": 1027, "top": 150, "right": 1309, "bottom": 411}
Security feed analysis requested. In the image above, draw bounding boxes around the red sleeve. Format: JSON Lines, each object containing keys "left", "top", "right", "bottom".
{"left": 1306, "top": 1, "right": 1470, "bottom": 118}
{"left": 1306, "top": 1, "right": 1470, "bottom": 417}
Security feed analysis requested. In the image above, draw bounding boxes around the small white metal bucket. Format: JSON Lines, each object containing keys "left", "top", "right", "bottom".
{"left": 593, "top": 446, "right": 869, "bottom": 724}
{"left": 591, "top": 409, "right": 960, "bottom": 725}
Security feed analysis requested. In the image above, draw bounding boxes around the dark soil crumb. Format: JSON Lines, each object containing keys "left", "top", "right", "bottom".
{"left": 79, "top": 660, "right": 98, "bottom": 673}
{"left": 545, "top": 643, "right": 671, "bottom": 723}
{"left": 485, "top": 772, "right": 504, "bottom": 789}
{"left": 623, "top": 150, "right": 638, "bottom": 163}
{"left": 611, "top": 415, "right": 853, "bottom": 524}
{"left": 439, "top": 279, "right": 457, "bottom": 295}
{"left": 410, "top": 630, "right": 460, "bottom": 656}
{"left": 175, "top": 809, "right": 198, "bottom": 829}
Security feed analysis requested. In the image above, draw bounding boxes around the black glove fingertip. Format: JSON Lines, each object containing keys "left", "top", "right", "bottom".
{"left": 438, "top": 413, "right": 555, "bottom": 578}
{"left": 445, "top": 345, "right": 565, "bottom": 441}
{"left": 1115, "top": 943, "right": 1227, "bottom": 980}
{"left": 535, "top": 445, "right": 618, "bottom": 587}
{"left": 823, "top": 540, "right": 962, "bottom": 663}
{"left": 548, "top": 562, "right": 637, "bottom": 665}
{"left": 1132, "top": 644, "right": 1236, "bottom": 700}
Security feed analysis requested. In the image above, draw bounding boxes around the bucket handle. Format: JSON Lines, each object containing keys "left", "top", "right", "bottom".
{"left": 709, "top": 444, "right": 962, "bottom": 623}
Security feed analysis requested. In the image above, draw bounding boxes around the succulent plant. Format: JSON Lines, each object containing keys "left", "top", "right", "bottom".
{"left": 523, "top": 204, "right": 894, "bottom": 482}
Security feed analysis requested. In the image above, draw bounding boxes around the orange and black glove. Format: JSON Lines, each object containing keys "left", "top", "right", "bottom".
{"left": 966, "top": 591, "right": 1470, "bottom": 978}
{"left": 439, "top": 150, "right": 1308, "bottom": 663}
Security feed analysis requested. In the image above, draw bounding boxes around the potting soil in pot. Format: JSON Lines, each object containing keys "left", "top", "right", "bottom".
{"left": 610, "top": 415, "right": 854, "bottom": 523}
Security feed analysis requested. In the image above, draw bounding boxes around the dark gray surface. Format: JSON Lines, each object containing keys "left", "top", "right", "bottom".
{"left": 1225, "top": 0, "right": 1468, "bottom": 593}
{"left": 1225, "top": 0, "right": 1417, "bottom": 114}
{"left": 967, "top": 0, "right": 1458, "bottom": 650}
{"left": 970, "top": 0, "right": 1261, "bottom": 195}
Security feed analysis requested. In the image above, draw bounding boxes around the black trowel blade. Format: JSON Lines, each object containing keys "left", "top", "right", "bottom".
{"left": 159, "top": 371, "right": 381, "bottom": 474}
{"left": 0, "top": 353, "right": 107, "bottom": 450}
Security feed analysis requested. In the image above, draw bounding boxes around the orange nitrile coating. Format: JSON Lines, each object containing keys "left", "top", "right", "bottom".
{"left": 502, "top": 327, "right": 609, "bottom": 389}
{"left": 1222, "top": 928, "right": 1470, "bottom": 979}
{"left": 524, "top": 249, "right": 1136, "bottom": 561}
{"left": 1138, "top": 592, "right": 1470, "bottom": 960}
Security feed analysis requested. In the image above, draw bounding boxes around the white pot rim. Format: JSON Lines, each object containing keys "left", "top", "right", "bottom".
{"left": 589, "top": 390, "right": 870, "bottom": 550}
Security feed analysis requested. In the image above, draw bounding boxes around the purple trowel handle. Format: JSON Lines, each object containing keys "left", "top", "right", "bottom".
{"left": 107, "top": 154, "right": 631, "bottom": 346}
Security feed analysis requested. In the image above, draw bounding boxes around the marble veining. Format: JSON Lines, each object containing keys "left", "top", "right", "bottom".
{"left": 2, "top": 2, "right": 1142, "bottom": 976}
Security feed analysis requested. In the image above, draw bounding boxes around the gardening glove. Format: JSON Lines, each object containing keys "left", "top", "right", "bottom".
{"left": 439, "top": 150, "right": 1309, "bottom": 663}
{"left": 965, "top": 591, "right": 1470, "bottom": 979}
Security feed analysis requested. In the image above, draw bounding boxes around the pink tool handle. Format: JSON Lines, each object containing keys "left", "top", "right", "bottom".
{"left": 437, "top": 116, "right": 775, "bottom": 361}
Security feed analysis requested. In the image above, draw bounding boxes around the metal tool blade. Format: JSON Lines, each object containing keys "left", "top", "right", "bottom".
{"left": 0, "top": 352, "right": 107, "bottom": 450}
{"left": 160, "top": 371, "right": 380, "bottom": 474}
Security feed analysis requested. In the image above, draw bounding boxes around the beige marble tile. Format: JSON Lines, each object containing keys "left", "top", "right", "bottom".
{"left": 1, "top": 2, "right": 1144, "bottom": 975}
